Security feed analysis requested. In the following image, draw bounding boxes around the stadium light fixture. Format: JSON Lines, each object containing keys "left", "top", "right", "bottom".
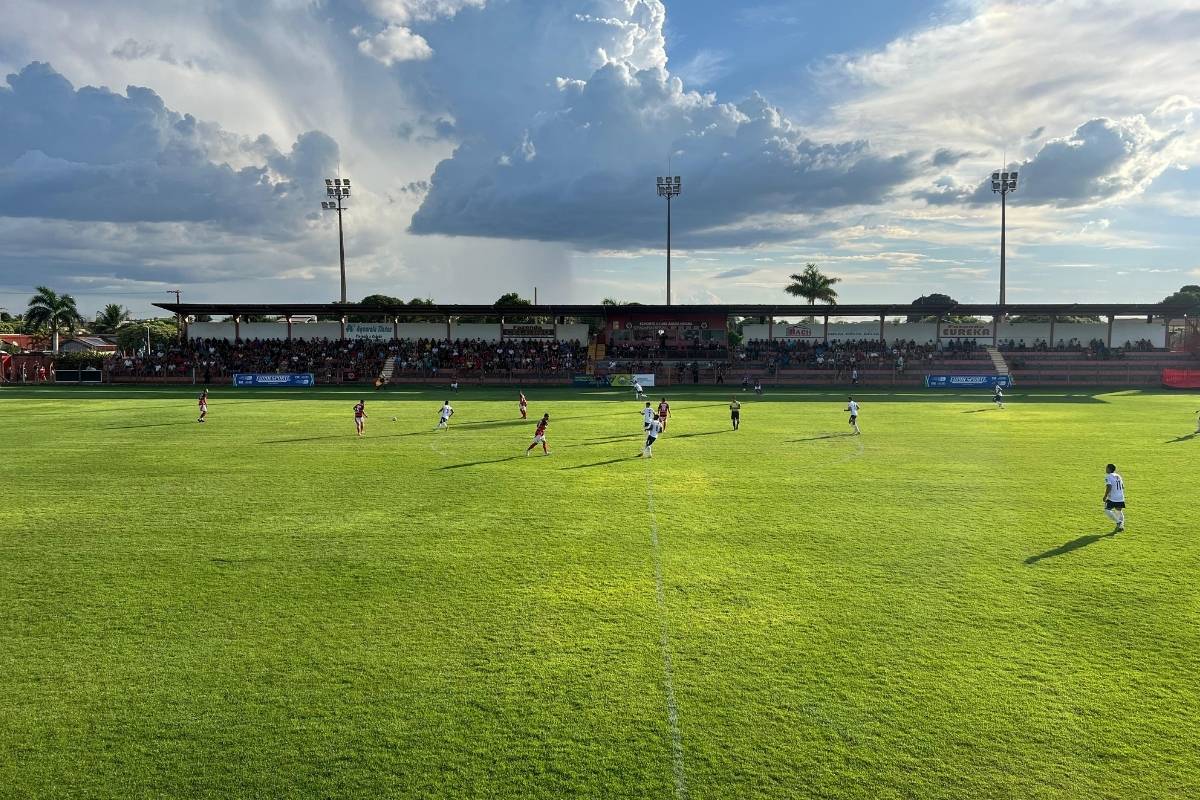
{"left": 991, "top": 169, "right": 1018, "bottom": 309}
{"left": 656, "top": 175, "right": 682, "bottom": 305}
{"left": 320, "top": 176, "right": 352, "bottom": 303}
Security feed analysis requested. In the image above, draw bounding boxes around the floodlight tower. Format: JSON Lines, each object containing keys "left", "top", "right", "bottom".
{"left": 991, "top": 168, "right": 1018, "bottom": 309}
{"left": 321, "top": 178, "right": 351, "bottom": 303}
{"left": 656, "top": 175, "right": 681, "bottom": 305}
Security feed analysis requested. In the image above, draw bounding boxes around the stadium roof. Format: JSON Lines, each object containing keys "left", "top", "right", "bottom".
{"left": 154, "top": 301, "right": 1194, "bottom": 318}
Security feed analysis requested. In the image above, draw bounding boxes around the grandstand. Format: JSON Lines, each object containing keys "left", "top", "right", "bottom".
{"left": 146, "top": 299, "right": 1200, "bottom": 389}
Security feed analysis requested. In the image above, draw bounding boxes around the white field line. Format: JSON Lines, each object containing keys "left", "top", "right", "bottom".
{"left": 643, "top": 460, "right": 688, "bottom": 800}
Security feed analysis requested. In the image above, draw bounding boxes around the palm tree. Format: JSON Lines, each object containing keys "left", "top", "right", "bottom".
{"left": 785, "top": 263, "right": 842, "bottom": 305}
{"left": 94, "top": 303, "right": 131, "bottom": 333}
{"left": 25, "top": 286, "right": 82, "bottom": 352}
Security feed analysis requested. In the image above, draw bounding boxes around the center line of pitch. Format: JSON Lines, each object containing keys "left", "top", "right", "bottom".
{"left": 644, "top": 461, "right": 688, "bottom": 800}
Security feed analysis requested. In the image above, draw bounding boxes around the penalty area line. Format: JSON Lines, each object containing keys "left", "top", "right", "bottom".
{"left": 643, "top": 460, "right": 688, "bottom": 800}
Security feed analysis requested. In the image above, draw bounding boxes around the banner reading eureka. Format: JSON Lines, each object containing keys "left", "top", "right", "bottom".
{"left": 940, "top": 325, "right": 992, "bottom": 338}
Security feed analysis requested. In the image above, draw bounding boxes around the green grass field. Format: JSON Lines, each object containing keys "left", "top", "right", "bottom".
{"left": 1, "top": 384, "right": 1198, "bottom": 799}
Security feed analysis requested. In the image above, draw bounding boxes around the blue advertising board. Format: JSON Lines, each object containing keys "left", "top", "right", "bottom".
{"left": 233, "top": 373, "right": 315, "bottom": 387}
{"left": 925, "top": 374, "right": 1012, "bottom": 389}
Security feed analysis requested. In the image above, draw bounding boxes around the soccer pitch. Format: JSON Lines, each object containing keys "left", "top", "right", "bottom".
{"left": 2, "top": 385, "right": 1198, "bottom": 799}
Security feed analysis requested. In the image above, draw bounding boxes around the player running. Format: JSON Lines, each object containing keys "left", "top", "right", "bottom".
{"left": 633, "top": 379, "right": 646, "bottom": 400}
{"left": 641, "top": 416, "right": 664, "bottom": 458}
{"left": 197, "top": 389, "right": 209, "bottom": 423}
{"left": 353, "top": 400, "right": 367, "bottom": 437}
{"left": 525, "top": 413, "right": 551, "bottom": 456}
{"left": 730, "top": 396, "right": 741, "bottom": 430}
{"left": 435, "top": 400, "right": 454, "bottom": 430}
{"left": 641, "top": 401, "right": 656, "bottom": 431}
{"left": 993, "top": 385, "right": 1005, "bottom": 409}
{"left": 1103, "top": 463, "right": 1126, "bottom": 533}
{"left": 845, "top": 397, "right": 861, "bottom": 435}
{"left": 519, "top": 391, "right": 528, "bottom": 419}
{"left": 450, "top": 380, "right": 459, "bottom": 393}
{"left": 657, "top": 397, "right": 671, "bottom": 431}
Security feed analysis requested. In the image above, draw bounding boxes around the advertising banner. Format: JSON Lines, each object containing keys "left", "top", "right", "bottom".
{"left": 924, "top": 374, "right": 1012, "bottom": 389}
{"left": 344, "top": 323, "right": 394, "bottom": 341}
{"left": 233, "top": 373, "right": 315, "bottom": 387}
{"left": 502, "top": 324, "right": 556, "bottom": 339}
{"left": 607, "top": 373, "right": 656, "bottom": 388}
{"left": 940, "top": 325, "right": 992, "bottom": 339}
{"left": 572, "top": 375, "right": 598, "bottom": 387}
{"left": 1162, "top": 369, "right": 1200, "bottom": 389}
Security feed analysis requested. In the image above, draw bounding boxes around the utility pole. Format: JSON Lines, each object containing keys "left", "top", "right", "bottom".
{"left": 656, "top": 175, "right": 682, "bottom": 305}
{"left": 321, "top": 178, "right": 352, "bottom": 303}
{"left": 167, "top": 290, "right": 182, "bottom": 342}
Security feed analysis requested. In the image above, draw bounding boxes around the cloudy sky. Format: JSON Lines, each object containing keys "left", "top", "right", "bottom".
{"left": 1, "top": 0, "right": 1198, "bottom": 317}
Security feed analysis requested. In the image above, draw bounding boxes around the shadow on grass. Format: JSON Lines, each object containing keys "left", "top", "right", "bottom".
{"left": 671, "top": 430, "right": 728, "bottom": 440}
{"left": 1166, "top": 432, "right": 1197, "bottom": 443}
{"left": 105, "top": 421, "right": 198, "bottom": 429}
{"left": 560, "top": 456, "right": 640, "bottom": 470}
{"left": 437, "top": 455, "right": 523, "bottom": 470}
{"left": 1025, "top": 531, "right": 1117, "bottom": 564}
{"left": 962, "top": 408, "right": 992, "bottom": 414}
{"left": 788, "top": 432, "right": 855, "bottom": 442}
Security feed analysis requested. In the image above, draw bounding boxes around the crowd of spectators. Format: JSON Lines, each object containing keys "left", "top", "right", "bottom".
{"left": 736, "top": 338, "right": 983, "bottom": 371}
{"left": 999, "top": 337, "right": 1160, "bottom": 354}
{"left": 106, "top": 338, "right": 393, "bottom": 382}
{"left": 604, "top": 337, "right": 727, "bottom": 361}
{"left": 393, "top": 338, "right": 583, "bottom": 377}
{"left": 103, "top": 336, "right": 585, "bottom": 382}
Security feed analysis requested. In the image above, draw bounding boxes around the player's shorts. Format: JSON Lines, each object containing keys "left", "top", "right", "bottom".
{"left": 731, "top": 410, "right": 740, "bottom": 419}
{"left": 645, "top": 435, "right": 658, "bottom": 446}
{"left": 532, "top": 434, "right": 546, "bottom": 444}
{"left": 199, "top": 404, "right": 207, "bottom": 413}
{"left": 1105, "top": 500, "right": 1126, "bottom": 510}
{"left": 848, "top": 415, "right": 857, "bottom": 423}
{"left": 643, "top": 422, "right": 651, "bottom": 430}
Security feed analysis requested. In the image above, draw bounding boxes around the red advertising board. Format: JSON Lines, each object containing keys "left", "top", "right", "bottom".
{"left": 1162, "top": 369, "right": 1200, "bottom": 389}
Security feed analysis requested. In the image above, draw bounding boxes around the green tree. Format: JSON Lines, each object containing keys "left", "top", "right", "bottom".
{"left": 408, "top": 298, "right": 435, "bottom": 306}
{"left": 495, "top": 292, "right": 534, "bottom": 323}
{"left": 1162, "top": 285, "right": 1200, "bottom": 312}
{"left": 94, "top": 304, "right": 131, "bottom": 333}
{"left": 784, "top": 264, "right": 841, "bottom": 305}
{"left": 359, "top": 294, "right": 406, "bottom": 322}
{"left": 25, "top": 286, "right": 82, "bottom": 352}
{"left": 116, "top": 319, "right": 178, "bottom": 353}
{"left": 907, "top": 293, "right": 958, "bottom": 322}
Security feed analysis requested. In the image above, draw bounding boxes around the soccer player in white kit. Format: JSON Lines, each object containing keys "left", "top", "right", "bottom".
{"left": 435, "top": 400, "right": 454, "bottom": 430}
{"left": 641, "top": 402, "right": 656, "bottom": 431}
{"left": 994, "top": 386, "right": 1005, "bottom": 409}
{"left": 1103, "top": 463, "right": 1126, "bottom": 532}
{"left": 845, "top": 397, "right": 860, "bottom": 435}
{"left": 641, "top": 417, "right": 664, "bottom": 457}
{"left": 633, "top": 380, "right": 645, "bottom": 400}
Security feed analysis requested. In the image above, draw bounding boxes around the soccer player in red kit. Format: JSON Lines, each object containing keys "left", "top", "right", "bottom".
{"left": 657, "top": 397, "right": 671, "bottom": 431}
{"left": 197, "top": 389, "right": 209, "bottom": 423}
{"left": 353, "top": 400, "right": 367, "bottom": 437}
{"left": 519, "top": 391, "right": 528, "bottom": 419}
{"left": 525, "top": 413, "right": 550, "bottom": 455}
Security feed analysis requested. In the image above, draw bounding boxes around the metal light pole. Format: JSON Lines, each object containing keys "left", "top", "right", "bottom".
{"left": 321, "top": 178, "right": 351, "bottom": 303}
{"left": 656, "top": 175, "right": 681, "bottom": 305}
{"left": 166, "top": 289, "right": 182, "bottom": 342}
{"left": 991, "top": 169, "right": 1018, "bottom": 308}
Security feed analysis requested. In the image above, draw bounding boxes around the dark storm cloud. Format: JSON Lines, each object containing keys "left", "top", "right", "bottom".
{"left": 0, "top": 62, "right": 339, "bottom": 231}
